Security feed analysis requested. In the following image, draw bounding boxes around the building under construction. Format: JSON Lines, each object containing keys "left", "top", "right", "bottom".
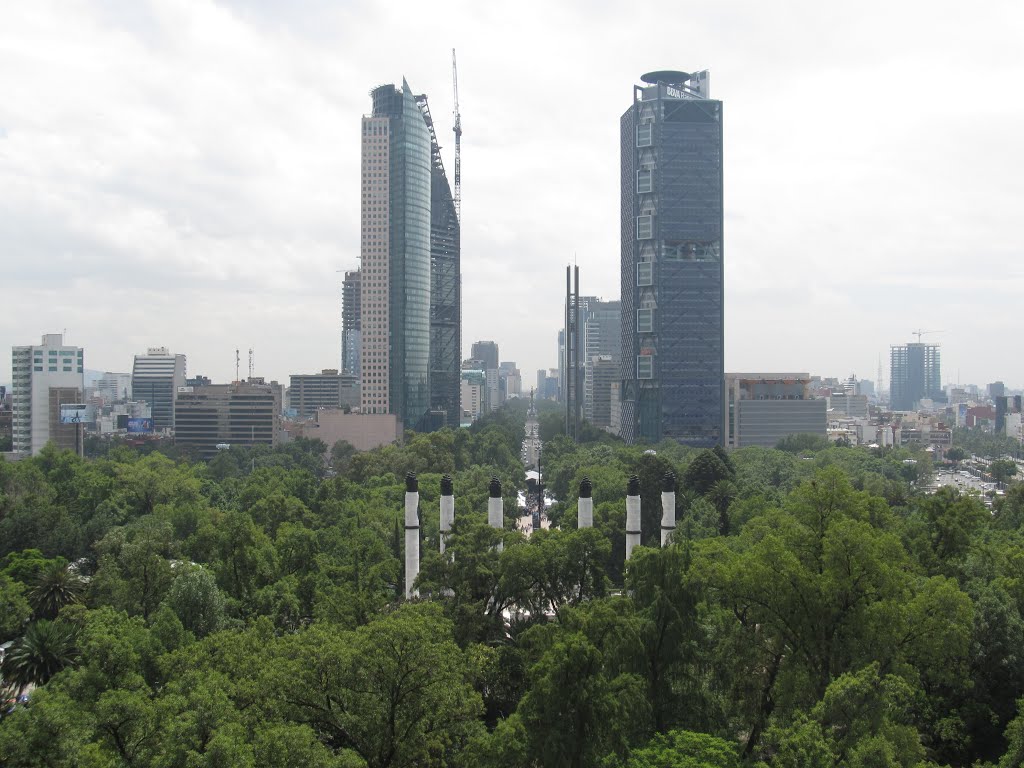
{"left": 890, "top": 342, "right": 943, "bottom": 411}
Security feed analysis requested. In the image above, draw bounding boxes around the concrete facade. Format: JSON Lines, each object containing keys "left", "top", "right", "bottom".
{"left": 725, "top": 372, "right": 826, "bottom": 449}
{"left": 174, "top": 382, "right": 281, "bottom": 459}
{"left": 288, "top": 370, "right": 360, "bottom": 418}
{"left": 12, "top": 334, "right": 85, "bottom": 456}
{"left": 303, "top": 410, "right": 402, "bottom": 452}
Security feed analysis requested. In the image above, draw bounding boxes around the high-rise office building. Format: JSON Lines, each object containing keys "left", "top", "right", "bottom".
{"left": 174, "top": 381, "right": 281, "bottom": 460}
{"left": 341, "top": 269, "right": 361, "bottom": 378}
{"left": 132, "top": 347, "right": 186, "bottom": 431}
{"left": 589, "top": 355, "right": 618, "bottom": 429}
{"left": 11, "top": 333, "right": 85, "bottom": 455}
{"left": 471, "top": 341, "right": 499, "bottom": 371}
{"left": 619, "top": 70, "right": 724, "bottom": 446}
{"left": 889, "top": 343, "right": 943, "bottom": 411}
{"left": 560, "top": 294, "right": 621, "bottom": 422}
{"left": 417, "top": 93, "right": 462, "bottom": 430}
{"left": 583, "top": 299, "right": 621, "bottom": 423}
{"left": 289, "top": 369, "right": 360, "bottom": 418}
{"left": 360, "top": 80, "right": 432, "bottom": 429}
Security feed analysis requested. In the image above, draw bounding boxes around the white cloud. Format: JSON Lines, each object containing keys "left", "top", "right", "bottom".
{"left": 2, "top": 0, "right": 1023, "bottom": 391}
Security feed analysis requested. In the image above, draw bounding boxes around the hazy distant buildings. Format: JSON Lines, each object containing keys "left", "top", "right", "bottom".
{"left": 589, "top": 355, "right": 618, "bottom": 429}
{"left": 471, "top": 341, "right": 499, "bottom": 371}
{"left": 469, "top": 342, "right": 501, "bottom": 412}
{"left": 174, "top": 381, "right": 281, "bottom": 459}
{"left": 583, "top": 300, "right": 621, "bottom": 423}
{"left": 360, "top": 80, "right": 431, "bottom": 429}
{"left": 725, "top": 373, "right": 826, "bottom": 449}
{"left": 460, "top": 368, "right": 485, "bottom": 421}
{"left": 890, "top": 343, "right": 943, "bottom": 411}
{"left": 619, "top": 70, "right": 724, "bottom": 446}
{"left": 828, "top": 392, "right": 870, "bottom": 419}
{"left": 11, "top": 334, "right": 85, "bottom": 455}
{"left": 341, "top": 269, "right": 361, "bottom": 378}
{"left": 499, "top": 362, "right": 522, "bottom": 399}
{"left": 995, "top": 395, "right": 1022, "bottom": 434}
{"left": 93, "top": 372, "right": 132, "bottom": 403}
{"left": 132, "top": 347, "right": 186, "bottom": 432}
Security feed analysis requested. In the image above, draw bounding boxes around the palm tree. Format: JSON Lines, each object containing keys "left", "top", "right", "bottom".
{"left": 29, "top": 562, "right": 85, "bottom": 620}
{"left": 0, "top": 620, "right": 79, "bottom": 696}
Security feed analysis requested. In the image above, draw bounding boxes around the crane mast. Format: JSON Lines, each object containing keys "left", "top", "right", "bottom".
{"left": 452, "top": 48, "right": 462, "bottom": 222}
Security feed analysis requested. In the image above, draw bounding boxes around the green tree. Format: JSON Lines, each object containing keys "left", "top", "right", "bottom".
{"left": 29, "top": 561, "right": 86, "bottom": 620}
{"left": 0, "top": 575, "right": 31, "bottom": 642}
{"left": 992, "top": 459, "right": 1018, "bottom": 484}
{"left": 681, "top": 450, "right": 731, "bottom": 496}
{"left": 278, "top": 604, "right": 483, "bottom": 768}
{"left": 166, "top": 566, "right": 227, "bottom": 638}
{"left": 331, "top": 440, "right": 358, "bottom": 474}
{"left": 623, "top": 730, "right": 740, "bottom": 768}
{"left": 627, "top": 545, "right": 708, "bottom": 733}
{"left": 0, "top": 619, "right": 79, "bottom": 695}
{"left": 775, "top": 433, "right": 830, "bottom": 453}
{"left": 945, "top": 447, "right": 967, "bottom": 464}
{"left": 516, "top": 630, "right": 648, "bottom": 768}
{"left": 90, "top": 517, "right": 177, "bottom": 619}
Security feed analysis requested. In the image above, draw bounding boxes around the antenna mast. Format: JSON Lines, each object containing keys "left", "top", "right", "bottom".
{"left": 248, "top": 348, "right": 254, "bottom": 380}
{"left": 452, "top": 48, "right": 462, "bottom": 222}
{"left": 235, "top": 349, "right": 240, "bottom": 382}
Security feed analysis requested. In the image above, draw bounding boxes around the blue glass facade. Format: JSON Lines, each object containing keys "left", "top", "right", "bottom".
{"left": 371, "top": 81, "right": 432, "bottom": 428}
{"left": 620, "top": 72, "right": 724, "bottom": 446}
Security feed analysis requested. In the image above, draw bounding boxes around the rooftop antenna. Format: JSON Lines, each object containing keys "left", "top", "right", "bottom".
{"left": 248, "top": 348, "right": 254, "bottom": 380}
{"left": 235, "top": 348, "right": 240, "bottom": 382}
{"left": 452, "top": 48, "right": 462, "bottom": 222}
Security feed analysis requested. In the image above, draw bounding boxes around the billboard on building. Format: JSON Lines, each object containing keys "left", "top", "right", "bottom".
{"left": 126, "top": 418, "right": 154, "bottom": 434}
{"left": 59, "top": 404, "right": 89, "bottom": 424}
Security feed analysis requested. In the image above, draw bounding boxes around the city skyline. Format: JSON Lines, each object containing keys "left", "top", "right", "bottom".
{"left": 3, "top": 1, "right": 1024, "bottom": 388}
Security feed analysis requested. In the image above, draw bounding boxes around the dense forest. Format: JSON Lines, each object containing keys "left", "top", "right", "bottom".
{"left": 3, "top": 403, "right": 1024, "bottom": 767}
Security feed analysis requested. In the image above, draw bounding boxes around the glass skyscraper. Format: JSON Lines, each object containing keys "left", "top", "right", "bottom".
{"left": 419, "top": 93, "right": 461, "bottom": 430}
{"left": 619, "top": 70, "right": 724, "bottom": 446}
{"left": 360, "top": 80, "right": 432, "bottom": 429}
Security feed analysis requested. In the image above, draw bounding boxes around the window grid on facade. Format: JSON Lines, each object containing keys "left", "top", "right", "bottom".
{"left": 637, "top": 355, "right": 654, "bottom": 380}
{"left": 637, "top": 169, "right": 652, "bottom": 194}
{"left": 636, "top": 308, "right": 654, "bottom": 334}
{"left": 637, "top": 261, "right": 653, "bottom": 286}
{"left": 637, "top": 215, "right": 653, "bottom": 240}
{"left": 636, "top": 123, "right": 652, "bottom": 147}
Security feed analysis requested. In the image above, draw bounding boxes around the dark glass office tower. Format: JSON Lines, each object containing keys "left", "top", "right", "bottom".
{"left": 361, "top": 80, "right": 432, "bottom": 429}
{"left": 620, "top": 70, "right": 724, "bottom": 446}
{"left": 415, "top": 93, "right": 461, "bottom": 430}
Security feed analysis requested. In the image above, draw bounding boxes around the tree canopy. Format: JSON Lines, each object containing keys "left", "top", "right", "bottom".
{"left": 1, "top": 406, "right": 1022, "bottom": 766}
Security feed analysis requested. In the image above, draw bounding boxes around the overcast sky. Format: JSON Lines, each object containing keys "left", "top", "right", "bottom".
{"left": 2, "top": 0, "right": 1023, "bottom": 391}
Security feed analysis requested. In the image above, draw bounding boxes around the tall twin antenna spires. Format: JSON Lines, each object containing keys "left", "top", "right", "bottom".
{"left": 452, "top": 48, "right": 461, "bottom": 222}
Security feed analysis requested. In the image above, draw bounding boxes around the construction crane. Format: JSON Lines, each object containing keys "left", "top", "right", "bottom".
{"left": 452, "top": 48, "right": 462, "bottom": 222}
{"left": 912, "top": 328, "right": 944, "bottom": 343}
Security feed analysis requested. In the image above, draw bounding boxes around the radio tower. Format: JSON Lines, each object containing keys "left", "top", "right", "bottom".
{"left": 452, "top": 48, "right": 462, "bottom": 222}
